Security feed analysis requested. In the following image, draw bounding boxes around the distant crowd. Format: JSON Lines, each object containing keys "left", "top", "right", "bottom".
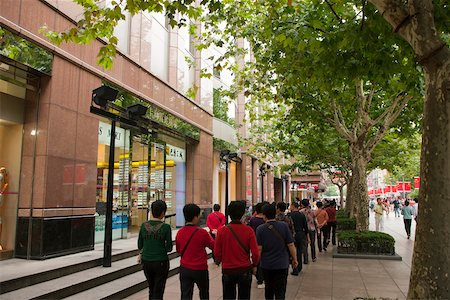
{"left": 370, "top": 196, "right": 418, "bottom": 238}
{"left": 138, "top": 198, "right": 339, "bottom": 300}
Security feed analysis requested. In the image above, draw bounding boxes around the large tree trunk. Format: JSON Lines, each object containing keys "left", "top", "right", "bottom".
{"left": 349, "top": 149, "right": 369, "bottom": 232}
{"left": 408, "top": 51, "right": 450, "bottom": 299}
{"left": 367, "top": 1, "right": 450, "bottom": 298}
{"left": 346, "top": 176, "right": 354, "bottom": 216}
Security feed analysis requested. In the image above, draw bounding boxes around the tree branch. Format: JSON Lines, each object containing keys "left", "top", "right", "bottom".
{"left": 331, "top": 100, "right": 355, "bottom": 142}
{"left": 325, "top": 0, "right": 343, "bottom": 23}
{"left": 366, "top": 94, "right": 412, "bottom": 154}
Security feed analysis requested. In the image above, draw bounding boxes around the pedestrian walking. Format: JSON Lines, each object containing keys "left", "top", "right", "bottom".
{"left": 401, "top": 200, "right": 415, "bottom": 239}
{"left": 138, "top": 200, "right": 173, "bottom": 300}
{"left": 206, "top": 204, "right": 225, "bottom": 239}
{"left": 325, "top": 201, "right": 337, "bottom": 247}
{"left": 176, "top": 204, "right": 215, "bottom": 300}
{"left": 276, "top": 202, "right": 295, "bottom": 236}
{"left": 256, "top": 203, "right": 298, "bottom": 300}
{"left": 214, "top": 201, "right": 260, "bottom": 300}
{"left": 374, "top": 198, "right": 385, "bottom": 231}
{"left": 300, "top": 199, "right": 317, "bottom": 262}
{"left": 248, "top": 202, "right": 266, "bottom": 288}
{"left": 288, "top": 202, "right": 309, "bottom": 275}
{"left": 314, "top": 201, "right": 329, "bottom": 253}
{"left": 393, "top": 197, "right": 401, "bottom": 217}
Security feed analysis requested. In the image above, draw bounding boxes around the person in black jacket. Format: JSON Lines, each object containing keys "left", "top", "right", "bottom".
{"left": 288, "top": 202, "right": 309, "bottom": 275}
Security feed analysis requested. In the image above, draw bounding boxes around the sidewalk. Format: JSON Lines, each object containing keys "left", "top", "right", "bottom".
{"left": 127, "top": 211, "right": 415, "bottom": 300}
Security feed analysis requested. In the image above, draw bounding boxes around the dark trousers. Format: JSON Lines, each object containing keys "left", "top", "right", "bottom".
{"left": 255, "top": 263, "right": 264, "bottom": 284}
{"left": 321, "top": 225, "right": 330, "bottom": 250}
{"left": 328, "top": 221, "right": 337, "bottom": 245}
{"left": 222, "top": 271, "right": 252, "bottom": 300}
{"left": 404, "top": 218, "right": 412, "bottom": 236}
{"left": 293, "top": 233, "right": 304, "bottom": 274}
{"left": 262, "top": 268, "right": 288, "bottom": 300}
{"left": 317, "top": 228, "right": 324, "bottom": 252}
{"left": 142, "top": 260, "right": 169, "bottom": 300}
{"left": 180, "top": 266, "right": 209, "bottom": 300}
{"left": 302, "top": 230, "right": 316, "bottom": 262}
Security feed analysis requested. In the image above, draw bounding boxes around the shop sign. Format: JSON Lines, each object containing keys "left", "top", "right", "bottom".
{"left": 98, "top": 121, "right": 130, "bottom": 149}
{"left": 165, "top": 144, "right": 186, "bottom": 162}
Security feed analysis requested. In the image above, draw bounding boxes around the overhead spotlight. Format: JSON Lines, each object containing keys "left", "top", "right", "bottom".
{"left": 220, "top": 149, "right": 230, "bottom": 159}
{"left": 92, "top": 86, "right": 119, "bottom": 107}
{"left": 127, "top": 103, "right": 148, "bottom": 117}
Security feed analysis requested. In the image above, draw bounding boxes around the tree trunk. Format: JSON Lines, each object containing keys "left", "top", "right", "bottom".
{"left": 346, "top": 176, "right": 354, "bottom": 217}
{"left": 350, "top": 149, "right": 369, "bottom": 232}
{"left": 338, "top": 185, "right": 345, "bottom": 209}
{"left": 408, "top": 51, "right": 450, "bottom": 299}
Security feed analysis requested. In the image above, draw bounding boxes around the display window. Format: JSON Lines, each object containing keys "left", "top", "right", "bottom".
{"left": 96, "top": 122, "right": 187, "bottom": 243}
{"left": 0, "top": 62, "right": 37, "bottom": 257}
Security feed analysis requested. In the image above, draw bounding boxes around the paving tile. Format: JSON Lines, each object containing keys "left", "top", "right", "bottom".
{"left": 367, "top": 289, "right": 407, "bottom": 300}
{"left": 332, "top": 288, "right": 368, "bottom": 300}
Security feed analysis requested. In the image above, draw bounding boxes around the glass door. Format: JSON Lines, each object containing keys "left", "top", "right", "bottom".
{"left": 150, "top": 140, "right": 166, "bottom": 206}
{"left": 128, "top": 135, "right": 150, "bottom": 236}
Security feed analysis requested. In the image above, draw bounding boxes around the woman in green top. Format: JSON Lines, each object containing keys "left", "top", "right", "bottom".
{"left": 138, "top": 200, "right": 173, "bottom": 299}
{"left": 401, "top": 200, "right": 415, "bottom": 239}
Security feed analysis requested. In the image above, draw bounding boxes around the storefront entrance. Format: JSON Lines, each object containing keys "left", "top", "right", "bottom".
{"left": 95, "top": 123, "right": 186, "bottom": 243}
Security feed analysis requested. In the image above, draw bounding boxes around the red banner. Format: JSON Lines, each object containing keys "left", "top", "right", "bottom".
{"left": 376, "top": 188, "right": 382, "bottom": 194}
{"left": 391, "top": 185, "right": 397, "bottom": 192}
{"left": 396, "top": 182, "right": 404, "bottom": 191}
{"left": 404, "top": 182, "right": 411, "bottom": 191}
{"left": 414, "top": 177, "right": 420, "bottom": 189}
{"left": 383, "top": 186, "right": 391, "bottom": 193}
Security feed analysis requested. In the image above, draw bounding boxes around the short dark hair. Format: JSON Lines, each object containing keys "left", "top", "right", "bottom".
{"left": 276, "top": 202, "right": 287, "bottom": 212}
{"left": 301, "top": 199, "right": 310, "bottom": 208}
{"left": 316, "top": 201, "right": 323, "bottom": 208}
{"left": 151, "top": 200, "right": 167, "bottom": 218}
{"left": 183, "top": 203, "right": 201, "bottom": 222}
{"left": 228, "top": 201, "right": 246, "bottom": 221}
{"left": 254, "top": 202, "right": 264, "bottom": 213}
{"left": 262, "top": 203, "right": 276, "bottom": 220}
{"left": 291, "top": 202, "right": 299, "bottom": 209}
{"left": 213, "top": 204, "right": 220, "bottom": 211}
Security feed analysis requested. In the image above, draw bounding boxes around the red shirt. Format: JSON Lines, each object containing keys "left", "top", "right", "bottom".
{"left": 176, "top": 225, "right": 214, "bottom": 270}
{"left": 326, "top": 207, "right": 337, "bottom": 222}
{"left": 214, "top": 223, "right": 260, "bottom": 272}
{"left": 206, "top": 211, "right": 226, "bottom": 232}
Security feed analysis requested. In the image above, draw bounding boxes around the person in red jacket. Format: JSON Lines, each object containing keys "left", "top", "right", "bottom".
{"left": 206, "top": 204, "right": 226, "bottom": 239}
{"left": 176, "top": 204, "right": 215, "bottom": 300}
{"left": 214, "top": 200, "right": 260, "bottom": 300}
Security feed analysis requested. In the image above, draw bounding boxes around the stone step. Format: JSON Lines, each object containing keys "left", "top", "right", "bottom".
{"left": 1, "top": 251, "right": 181, "bottom": 300}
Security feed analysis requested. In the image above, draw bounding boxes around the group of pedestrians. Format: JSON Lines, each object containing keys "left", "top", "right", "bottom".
{"left": 371, "top": 196, "right": 418, "bottom": 239}
{"left": 137, "top": 198, "right": 338, "bottom": 300}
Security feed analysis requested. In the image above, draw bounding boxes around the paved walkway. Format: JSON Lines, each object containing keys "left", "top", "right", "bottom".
{"left": 127, "top": 211, "right": 415, "bottom": 300}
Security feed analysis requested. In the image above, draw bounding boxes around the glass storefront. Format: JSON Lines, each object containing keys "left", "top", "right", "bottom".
{"left": 95, "top": 121, "right": 187, "bottom": 243}
{"left": 0, "top": 61, "right": 39, "bottom": 257}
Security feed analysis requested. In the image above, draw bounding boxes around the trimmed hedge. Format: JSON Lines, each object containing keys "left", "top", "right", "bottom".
{"left": 337, "top": 217, "right": 356, "bottom": 230}
{"left": 336, "top": 209, "right": 350, "bottom": 219}
{"left": 337, "top": 231, "right": 395, "bottom": 255}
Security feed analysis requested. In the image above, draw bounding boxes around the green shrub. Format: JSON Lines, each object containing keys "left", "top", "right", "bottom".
{"left": 336, "top": 210, "right": 350, "bottom": 219}
{"left": 337, "top": 217, "right": 356, "bottom": 230}
{"left": 338, "top": 231, "right": 395, "bottom": 255}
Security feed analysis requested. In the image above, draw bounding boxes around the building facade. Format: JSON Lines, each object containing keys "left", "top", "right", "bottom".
{"left": 0, "top": 0, "right": 288, "bottom": 260}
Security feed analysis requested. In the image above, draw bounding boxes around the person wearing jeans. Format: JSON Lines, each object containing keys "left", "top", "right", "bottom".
{"left": 176, "top": 204, "right": 215, "bottom": 300}
{"left": 256, "top": 203, "right": 298, "bottom": 300}
{"left": 214, "top": 201, "right": 260, "bottom": 300}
